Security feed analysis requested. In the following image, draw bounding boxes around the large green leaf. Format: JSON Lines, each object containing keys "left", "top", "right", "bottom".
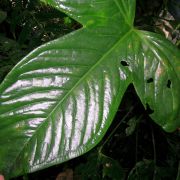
{"left": 0, "top": 0, "right": 179, "bottom": 178}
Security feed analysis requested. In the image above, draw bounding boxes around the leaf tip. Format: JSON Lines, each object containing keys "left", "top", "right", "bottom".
{"left": 162, "top": 123, "right": 178, "bottom": 133}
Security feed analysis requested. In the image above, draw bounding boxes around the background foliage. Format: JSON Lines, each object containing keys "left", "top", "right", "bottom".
{"left": 0, "top": 0, "right": 179, "bottom": 179}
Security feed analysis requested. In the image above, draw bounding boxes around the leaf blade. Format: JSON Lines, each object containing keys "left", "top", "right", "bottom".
{"left": 0, "top": 26, "right": 132, "bottom": 177}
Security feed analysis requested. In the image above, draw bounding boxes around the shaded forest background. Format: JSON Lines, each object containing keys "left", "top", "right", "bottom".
{"left": 0, "top": 0, "right": 180, "bottom": 179}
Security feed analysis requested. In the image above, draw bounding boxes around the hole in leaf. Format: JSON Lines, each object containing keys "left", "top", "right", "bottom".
{"left": 146, "top": 103, "right": 154, "bottom": 114}
{"left": 167, "top": 80, "right": 171, "bottom": 88}
{"left": 121, "top": 61, "right": 129, "bottom": 66}
{"left": 146, "top": 78, "right": 153, "bottom": 83}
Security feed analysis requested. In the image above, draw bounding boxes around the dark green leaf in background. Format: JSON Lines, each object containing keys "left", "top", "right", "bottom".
{"left": 0, "top": 0, "right": 179, "bottom": 178}
{"left": 100, "top": 154, "right": 124, "bottom": 180}
{"left": 127, "top": 160, "right": 155, "bottom": 180}
{"left": 0, "top": 10, "right": 7, "bottom": 23}
{"left": 125, "top": 117, "right": 137, "bottom": 136}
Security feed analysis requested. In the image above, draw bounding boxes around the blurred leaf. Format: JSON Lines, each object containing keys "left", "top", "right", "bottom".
{"left": 125, "top": 117, "right": 137, "bottom": 136}
{"left": 100, "top": 154, "right": 124, "bottom": 180}
{"left": 18, "top": 23, "right": 31, "bottom": 45}
{"left": 64, "top": 17, "right": 72, "bottom": 25}
{"left": 127, "top": 160, "right": 155, "bottom": 180}
{"left": 155, "top": 166, "right": 176, "bottom": 179}
{"left": 0, "top": 10, "right": 7, "bottom": 23}
{"left": 75, "top": 151, "right": 101, "bottom": 180}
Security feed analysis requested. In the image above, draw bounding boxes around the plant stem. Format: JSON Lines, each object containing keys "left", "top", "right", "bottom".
{"left": 151, "top": 125, "right": 156, "bottom": 180}
{"left": 176, "top": 161, "right": 180, "bottom": 180}
{"left": 135, "top": 122, "right": 139, "bottom": 177}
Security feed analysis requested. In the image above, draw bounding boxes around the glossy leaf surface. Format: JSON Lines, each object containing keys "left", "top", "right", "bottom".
{"left": 0, "top": 0, "right": 180, "bottom": 178}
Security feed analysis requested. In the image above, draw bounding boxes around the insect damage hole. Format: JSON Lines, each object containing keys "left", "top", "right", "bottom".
{"left": 146, "top": 103, "right": 154, "bottom": 114}
{"left": 147, "top": 78, "right": 153, "bottom": 83}
{"left": 167, "top": 80, "right": 171, "bottom": 88}
{"left": 121, "top": 61, "right": 129, "bottom": 66}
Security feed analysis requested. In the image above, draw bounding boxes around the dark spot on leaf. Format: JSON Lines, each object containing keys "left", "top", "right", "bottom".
{"left": 146, "top": 103, "right": 154, "bottom": 114}
{"left": 167, "top": 80, "right": 171, "bottom": 88}
{"left": 147, "top": 78, "right": 153, "bottom": 83}
{"left": 121, "top": 61, "right": 129, "bottom": 66}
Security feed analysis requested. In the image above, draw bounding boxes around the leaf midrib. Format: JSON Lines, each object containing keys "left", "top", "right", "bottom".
{"left": 44, "top": 29, "right": 133, "bottom": 124}
{"left": 9, "top": 28, "right": 133, "bottom": 173}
